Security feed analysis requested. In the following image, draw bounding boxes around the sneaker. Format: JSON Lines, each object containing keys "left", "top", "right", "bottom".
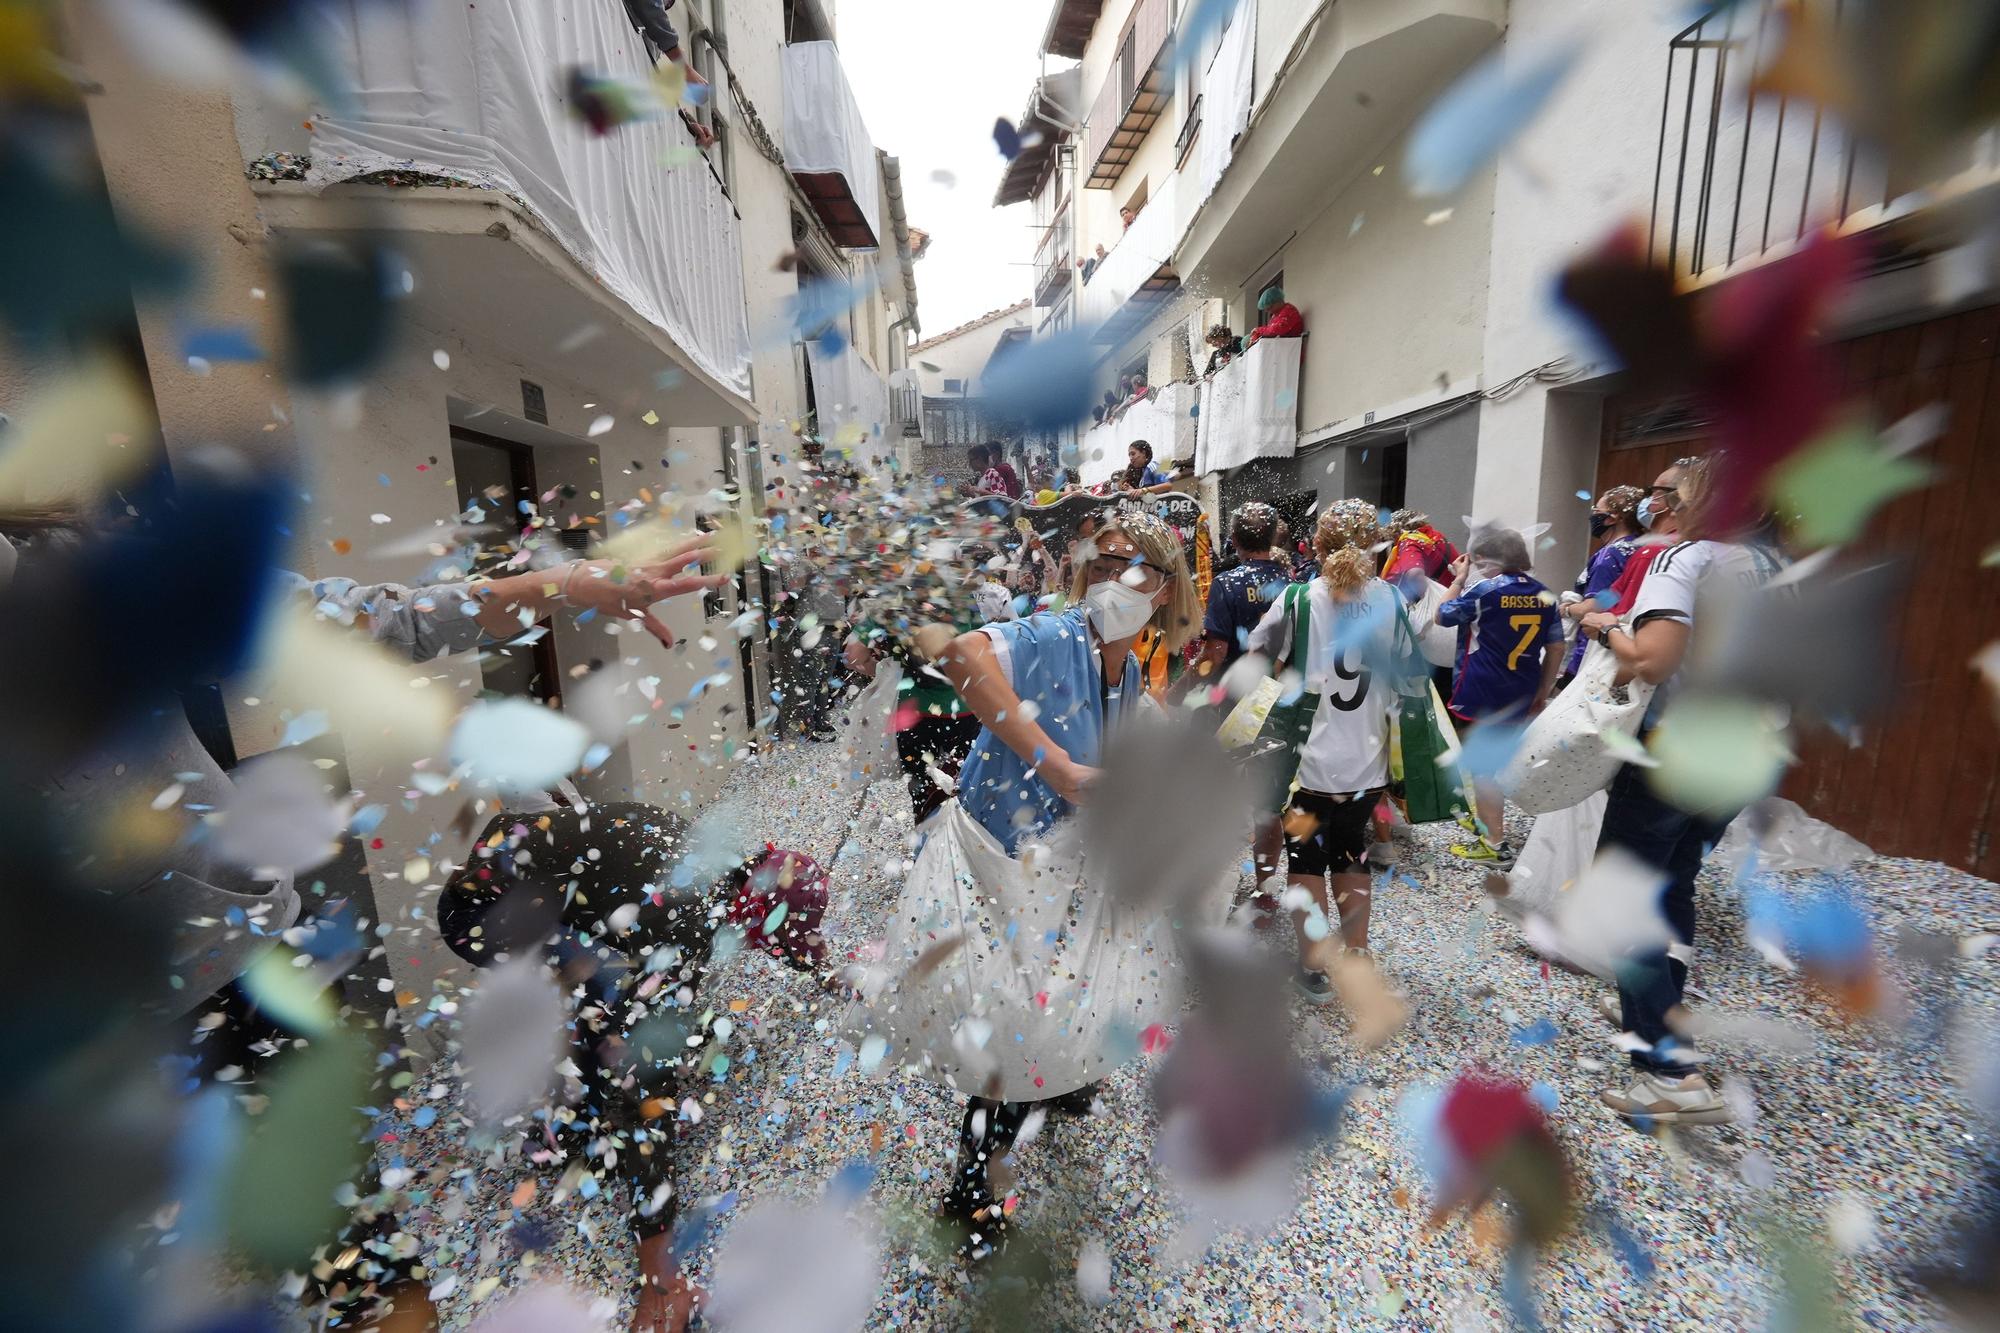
{"left": 1598, "top": 993, "right": 1626, "bottom": 1030}
{"left": 1450, "top": 839, "right": 1516, "bottom": 870}
{"left": 1295, "top": 969, "right": 1336, "bottom": 1006}
{"left": 1599, "top": 1071, "right": 1734, "bottom": 1125}
{"left": 1365, "top": 841, "right": 1396, "bottom": 869}
{"left": 1455, "top": 810, "right": 1479, "bottom": 833}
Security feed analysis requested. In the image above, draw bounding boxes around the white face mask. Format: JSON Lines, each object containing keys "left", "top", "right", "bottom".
{"left": 1083, "top": 578, "right": 1156, "bottom": 640}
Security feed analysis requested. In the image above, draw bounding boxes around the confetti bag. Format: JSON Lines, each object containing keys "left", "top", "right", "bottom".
{"left": 1248, "top": 582, "right": 1318, "bottom": 809}
{"left": 1500, "top": 790, "right": 1615, "bottom": 980}
{"left": 1215, "top": 674, "right": 1283, "bottom": 749}
{"left": 836, "top": 660, "right": 902, "bottom": 793}
{"left": 1498, "top": 640, "right": 1654, "bottom": 815}
{"left": 848, "top": 801, "right": 1186, "bottom": 1102}
{"left": 1402, "top": 574, "right": 1459, "bottom": 669}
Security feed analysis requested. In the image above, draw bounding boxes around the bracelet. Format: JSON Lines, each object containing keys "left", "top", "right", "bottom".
{"left": 560, "top": 560, "right": 586, "bottom": 602}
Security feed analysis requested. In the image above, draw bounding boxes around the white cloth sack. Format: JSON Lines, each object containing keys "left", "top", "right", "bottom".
{"left": 1498, "top": 641, "right": 1653, "bottom": 814}
{"left": 848, "top": 802, "right": 1187, "bottom": 1101}
{"left": 837, "top": 662, "right": 901, "bottom": 793}
{"left": 1497, "top": 793, "right": 1614, "bottom": 979}
{"left": 1403, "top": 577, "right": 1458, "bottom": 669}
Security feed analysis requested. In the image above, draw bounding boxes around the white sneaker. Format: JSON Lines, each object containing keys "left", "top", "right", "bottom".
{"left": 1598, "top": 994, "right": 1625, "bottom": 1030}
{"left": 1366, "top": 841, "right": 1396, "bottom": 869}
{"left": 1599, "top": 1071, "right": 1734, "bottom": 1125}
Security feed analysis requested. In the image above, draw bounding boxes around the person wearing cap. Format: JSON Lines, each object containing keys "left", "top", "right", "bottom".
{"left": 440, "top": 802, "right": 827, "bottom": 1333}
{"left": 1245, "top": 285, "right": 1305, "bottom": 346}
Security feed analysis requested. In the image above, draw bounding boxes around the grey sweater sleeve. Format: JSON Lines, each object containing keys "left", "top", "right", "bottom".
{"left": 626, "top": 0, "right": 681, "bottom": 54}
{"left": 284, "top": 572, "right": 489, "bottom": 663}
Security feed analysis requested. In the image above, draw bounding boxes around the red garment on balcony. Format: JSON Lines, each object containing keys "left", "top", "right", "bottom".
{"left": 1248, "top": 302, "right": 1304, "bottom": 341}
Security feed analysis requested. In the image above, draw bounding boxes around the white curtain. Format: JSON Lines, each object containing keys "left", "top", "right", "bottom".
{"left": 303, "top": 0, "right": 753, "bottom": 399}
{"left": 806, "top": 339, "right": 892, "bottom": 468}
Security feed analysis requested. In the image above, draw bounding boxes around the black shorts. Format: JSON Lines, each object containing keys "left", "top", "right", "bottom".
{"left": 1283, "top": 788, "right": 1383, "bottom": 878}
{"left": 896, "top": 711, "right": 982, "bottom": 824}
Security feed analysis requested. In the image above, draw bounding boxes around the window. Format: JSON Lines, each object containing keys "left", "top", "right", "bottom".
{"left": 943, "top": 378, "right": 964, "bottom": 394}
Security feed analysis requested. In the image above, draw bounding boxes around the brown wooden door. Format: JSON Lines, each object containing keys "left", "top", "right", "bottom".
{"left": 1600, "top": 305, "right": 2000, "bottom": 879}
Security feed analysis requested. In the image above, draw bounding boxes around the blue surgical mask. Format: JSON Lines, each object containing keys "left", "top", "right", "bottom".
{"left": 1636, "top": 496, "right": 1660, "bottom": 531}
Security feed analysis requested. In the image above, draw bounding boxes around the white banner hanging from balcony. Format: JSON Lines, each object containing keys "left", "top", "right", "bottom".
{"left": 1075, "top": 384, "right": 1196, "bottom": 488}
{"left": 301, "top": 0, "right": 753, "bottom": 402}
{"left": 1193, "top": 0, "right": 1258, "bottom": 208}
{"left": 782, "top": 42, "right": 883, "bottom": 247}
{"left": 1080, "top": 174, "right": 1180, "bottom": 331}
{"left": 1195, "top": 336, "right": 1302, "bottom": 475}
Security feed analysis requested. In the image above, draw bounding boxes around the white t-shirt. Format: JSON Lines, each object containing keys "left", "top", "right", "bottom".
{"left": 1247, "top": 578, "right": 1395, "bottom": 795}
{"left": 1629, "top": 539, "right": 1785, "bottom": 710}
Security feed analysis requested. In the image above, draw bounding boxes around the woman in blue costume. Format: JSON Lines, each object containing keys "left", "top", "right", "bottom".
{"left": 934, "top": 510, "right": 1200, "bottom": 1256}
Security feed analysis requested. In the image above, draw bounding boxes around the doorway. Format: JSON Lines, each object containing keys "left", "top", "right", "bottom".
{"left": 451, "top": 427, "right": 563, "bottom": 707}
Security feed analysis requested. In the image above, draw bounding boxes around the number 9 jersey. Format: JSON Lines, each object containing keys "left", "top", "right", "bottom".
{"left": 1435, "top": 571, "right": 1563, "bottom": 722}
{"left": 1246, "top": 578, "right": 1399, "bottom": 794}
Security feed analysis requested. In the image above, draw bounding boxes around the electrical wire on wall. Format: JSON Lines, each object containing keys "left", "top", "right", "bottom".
{"left": 1296, "top": 355, "right": 1585, "bottom": 457}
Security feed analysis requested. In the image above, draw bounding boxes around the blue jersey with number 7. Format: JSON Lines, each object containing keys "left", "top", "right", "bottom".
{"left": 1436, "top": 572, "right": 1561, "bottom": 720}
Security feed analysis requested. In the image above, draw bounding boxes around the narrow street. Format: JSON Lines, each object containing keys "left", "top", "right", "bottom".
{"left": 381, "top": 736, "right": 1998, "bottom": 1330}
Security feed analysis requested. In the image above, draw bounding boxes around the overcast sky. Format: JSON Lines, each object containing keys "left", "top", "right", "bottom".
{"left": 837, "top": 0, "right": 1057, "bottom": 337}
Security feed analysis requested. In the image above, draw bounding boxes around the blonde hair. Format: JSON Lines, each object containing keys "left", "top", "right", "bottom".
{"left": 1313, "top": 499, "right": 1382, "bottom": 594}
{"left": 1671, "top": 453, "right": 1719, "bottom": 539}
{"left": 1070, "top": 511, "right": 1200, "bottom": 652}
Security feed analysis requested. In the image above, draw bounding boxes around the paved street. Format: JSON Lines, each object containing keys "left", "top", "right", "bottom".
{"left": 382, "top": 738, "right": 1998, "bottom": 1330}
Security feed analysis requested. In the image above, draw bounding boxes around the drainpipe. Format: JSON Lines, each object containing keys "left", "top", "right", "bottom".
{"left": 879, "top": 151, "right": 920, "bottom": 340}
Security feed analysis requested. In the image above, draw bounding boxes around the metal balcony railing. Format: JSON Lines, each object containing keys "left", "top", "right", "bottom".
{"left": 1033, "top": 202, "right": 1073, "bottom": 306}
{"left": 1650, "top": 0, "right": 2000, "bottom": 279}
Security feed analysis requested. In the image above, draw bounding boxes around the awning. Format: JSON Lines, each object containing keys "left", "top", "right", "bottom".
{"left": 1040, "top": 0, "right": 1107, "bottom": 59}
{"left": 298, "top": 0, "right": 753, "bottom": 405}
{"left": 1195, "top": 338, "right": 1302, "bottom": 475}
{"left": 994, "top": 68, "right": 1083, "bottom": 208}
{"left": 782, "top": 42, "right": 882, "bottom": 248}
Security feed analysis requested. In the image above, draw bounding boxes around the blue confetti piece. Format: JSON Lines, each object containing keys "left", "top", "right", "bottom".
{"left": 281, "top": 710, "right": 330, "bottom": 747}
{"left": 1575, "top": 489, "right": 1593, "bottom": 501}
{"left": 1599, "top": 1209, "right": 1656, "bottom": 1282}
{"left": 1512, "top": 1017, "right": 1560, "bottom": 1046}
{"left": 833, "top": 1046, "right": 853, "bottom": 1078}
{"left": 182, "top": 325, "right": 264, "bottom": 363}
{"left": 1405, "top": 37, "right": 1586, "bottom": 197}
{"left": 1529, "top": 1080, "right": 1559, "bottom": 1112}
{"left": 377, "top": 473, "right": 392, "bottom": 487}
{"left": 992, "top": 115, "right": 1022, "bottom": 160}
{"left": 411, "top": 1105, "right": 437, "bottom": 1130}
{"left": 827, "top": 1159, "right": 876, "bottom": 1204}
{"left": 1503, "top": 1241, "right": 1545, "bottom": 1331}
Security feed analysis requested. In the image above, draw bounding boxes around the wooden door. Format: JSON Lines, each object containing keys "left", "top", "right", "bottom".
{"left": 1600, "top": 305, "right": 2000, "bottom": 878}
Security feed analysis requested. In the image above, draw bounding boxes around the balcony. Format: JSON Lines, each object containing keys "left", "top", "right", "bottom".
{"left": 782, "top": 41, "right": 882, "bottom": 248}
{"left": 1082, "top": 174, "right": 1179, "bottom": 344}
{"left": 1034, "top": 202, "right": 1074, "bottom": 307}
{"left": 1083, "top": 0, "right": 1172, "bottom": 189}
{"left": 1074, "top": 382, "right": 1196, "bottom": 487}
{"left": 280, "top": 0, "right": 754, "bottom": 422}
{"left": 1650, "top": 0, "right": 2000, "bottom": 282}
{"left": 1175, "top": 0, "right": 1504, "bottom": 293}
{"left": 1195, "top": 337, "right": 1303, "bottom": 475}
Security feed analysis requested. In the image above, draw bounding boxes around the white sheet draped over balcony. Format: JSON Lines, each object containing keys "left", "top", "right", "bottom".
{"left": 1075, "top": 383, "right": 1196, "bottom": 487}
{"left": 782, "top": 41, "right": 882, "bottom": 247}
{"left": 1196, "top": 337, "right": 1302, "bottom": 474}
{"left": 1080, "top": 174, "right": 1179, "bottom": 330}
{"left": 1192, "top": 0, "right": 1258, "bottom": 208}
{"left": 300, "top": 0, "right": 753, "bottom": 400}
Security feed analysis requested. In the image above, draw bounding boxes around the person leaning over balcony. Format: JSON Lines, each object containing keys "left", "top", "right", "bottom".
{"left": 1203, "top": 324, "right": 1244, "bottom": 376}
{"left": 1245, "top": 285, "right": 1305, "bottom": 346}
{"left": 622, "top": 0, "right": 715, "bottom": 146}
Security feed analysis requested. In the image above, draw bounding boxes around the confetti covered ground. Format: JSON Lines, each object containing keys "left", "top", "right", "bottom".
{"left": 374, "top": 737, "right": 2000, "bottom": 1330}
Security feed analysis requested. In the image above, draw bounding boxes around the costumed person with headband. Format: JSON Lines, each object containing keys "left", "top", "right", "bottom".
{"left": 1556, "top": 485, "right": 1645, "bottom": 689}
{"left": 924, "top": 510, "right": 1201, "bottom": 1258}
